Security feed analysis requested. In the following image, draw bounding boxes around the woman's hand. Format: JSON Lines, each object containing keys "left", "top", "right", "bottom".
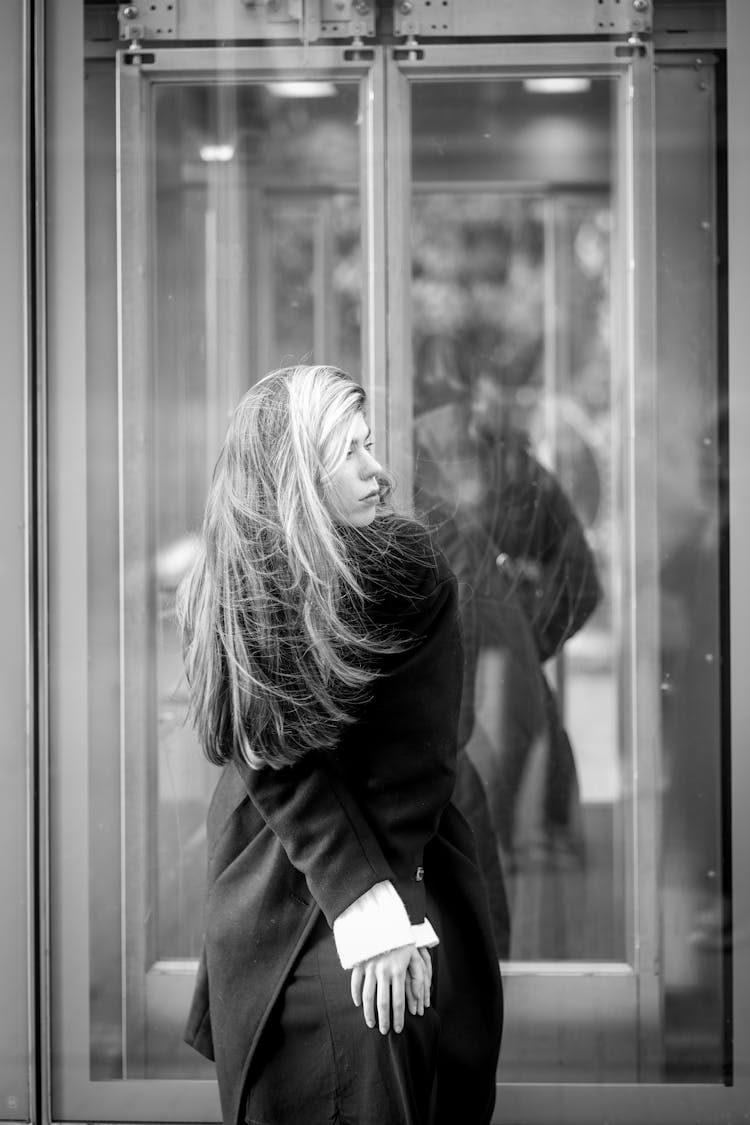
{"left": 350, "top": 944, "right": 430, "bottom": 1034}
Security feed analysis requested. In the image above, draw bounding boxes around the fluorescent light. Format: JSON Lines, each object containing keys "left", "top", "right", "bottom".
{"left": 523, "top": 77, "right": 592, "bottom": 94}
{"left": 265, "top": 81, "right": 337, "bottom": 98}
{"left": 199, "top": 144, "right": 235, "bottom": 162}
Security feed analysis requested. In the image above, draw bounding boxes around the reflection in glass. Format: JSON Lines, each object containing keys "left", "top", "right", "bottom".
{"left": 406, "top": 74, "right": 729, "bottom": 1082}
{"left": 83, "top": 55, "right": 729, "bottom": 1090}
{"left": 153, "top": 80, "right": 362, "bottom": 920}
{"left": 151, "top": 82, "right": 360, "bottom": 972}
{"left": 90, "top": 73, "right": 363, "bottom": 1079}
{"left": 409, "top": 80, "right": 620, "bottom": 965}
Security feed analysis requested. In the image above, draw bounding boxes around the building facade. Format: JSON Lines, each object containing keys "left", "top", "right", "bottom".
{"left": 2, "top": 1, "right": 750, "bottom": 1122}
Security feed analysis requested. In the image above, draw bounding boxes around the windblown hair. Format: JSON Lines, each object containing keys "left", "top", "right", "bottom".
{"left": 177, "top": 364, "right": 411, "bottom": 770}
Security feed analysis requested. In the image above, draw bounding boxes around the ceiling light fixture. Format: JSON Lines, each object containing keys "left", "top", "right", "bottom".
{"left": 199, "top": 144, "right": 236, "bottom": 162}
{"left": 265, "top": 81, "right": 337, "bottom": 98}
{"left": 523, "top": 77, "right": 592, "bottom": 94}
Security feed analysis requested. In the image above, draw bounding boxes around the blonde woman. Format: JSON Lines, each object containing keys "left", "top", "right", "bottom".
{"left": 179, "top": 365, "right": 502, "bottom": 1125}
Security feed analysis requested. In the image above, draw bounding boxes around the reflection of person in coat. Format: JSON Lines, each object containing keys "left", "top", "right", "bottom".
{"left": 414, "top": 393, "right": 601, "bottom": 873}
{"left": 420, "top": 498, "right": 512, "bottom": 958}
{"left": 471, "top": 420, "right": 602, "bottom": 863}
{"left": 178, "top": 366, "right": 503, "bottom": 1125}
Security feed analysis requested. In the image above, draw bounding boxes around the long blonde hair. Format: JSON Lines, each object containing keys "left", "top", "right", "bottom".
{"left": 177, "top": 364, "right": 404, "bottom": 769}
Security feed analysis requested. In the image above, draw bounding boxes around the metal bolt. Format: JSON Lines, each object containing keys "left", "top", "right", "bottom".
{"left": 353, "top": 0, "right": 369, "bottom": 12}
{"left": 400, "top": 0, "right": 414, "bottom": 12}
{"left": 633, "top": 0, "right": 648, "bottom": 11}
{"left": 121, "top": 4, "right": 139, "bottom": 18}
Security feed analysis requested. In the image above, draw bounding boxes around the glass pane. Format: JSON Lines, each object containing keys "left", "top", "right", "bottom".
{"left": 150, "top": 80, "right": 360, "bottom": 967}
{"left": 88, "top": 70, "right": 364, "bottom": 1081}
{"left": 405, "top": 70, "right": 729, "bottom": 1083}
{"left": 654, "top": 56, "right": 729, "bottom": 1081}
{"left": 409, "top": 78, "right": 621, "bottom": 964}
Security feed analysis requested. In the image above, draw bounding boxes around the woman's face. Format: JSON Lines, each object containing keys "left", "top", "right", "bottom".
{"left": 325, "top": 412, "right": 383, "bottom": 527}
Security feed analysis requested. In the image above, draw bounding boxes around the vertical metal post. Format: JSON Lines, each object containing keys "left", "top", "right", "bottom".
{"left": 727, "top": 0, "right": 750, "bottom": 1089}
{"left": 29, "top": 0, "right": 50, "bottom": 1121}
{"left": 361, "top": 51, "right": 390, "bottom": 458}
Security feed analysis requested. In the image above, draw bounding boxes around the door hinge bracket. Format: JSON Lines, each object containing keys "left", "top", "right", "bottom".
{"left": 118, "top": 1, "right": 176, "bottom": 43}
{"left": 118, "top": 0, "right": 375, "bottom": 43}
{"left": 393, "top": 0, "right": 653, "bottom": 40}
{"left": 392, "top": 35, "right": 424, "bottom": 62}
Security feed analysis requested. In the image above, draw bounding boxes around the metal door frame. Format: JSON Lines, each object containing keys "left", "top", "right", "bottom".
{"left": 37, "top": 2, "right": 750, "bottom": 1124}
{"left": 0, "top": 0, "right": 35, "bottom": 1119}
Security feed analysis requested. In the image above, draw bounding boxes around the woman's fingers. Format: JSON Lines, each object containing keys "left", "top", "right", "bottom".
{"left": 361, "top": 963, "right": 377, "bottom": 1029}
{"left": 407, "top": 949, "right": 426, "bottom": 1015}
{"left": 405, "top": 972, "right": 418, "bottom": 1016}
{"left": 418, "top": 946, "right": 432, "bottom": 1004}
{"left": 383, "top": 962, "right": 406, "bottom": 1034}
{"left": 350, "top": 964, "right": 365, "bottom": 1008}
{"left": 354, "top": 946, "right": 415, "bottom": 1034}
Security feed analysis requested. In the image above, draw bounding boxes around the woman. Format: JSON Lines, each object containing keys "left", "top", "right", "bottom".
{"left": 178, "top": 365, "right": 503, "bottom": 1125}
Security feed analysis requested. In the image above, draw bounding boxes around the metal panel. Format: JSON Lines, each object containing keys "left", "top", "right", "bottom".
{"left": 47, "top": 0, "right": 100, "bottom": 1117}
{"left": 117, "top": 0, "right": 375, "bottom": 44}
{"left": 113, "top": 40, "right": 379, "bottom": 73}
{"left": 652, "top": 0, "right": 726, "bottom": 51}
{"left": 727, "top": 0, "right": 750, "bottom": 1100}
{"left": 360, "top": 50, "right": 390, "bottom": 452}
{"left": 47, "top": 1, "right": 220, "bottom": 1117}
{"left": 653, "top": 0, "right": 725, "bottom": 34}
{"left": 384, "top": 39, "right": 412, "bottom": 505}
{"left": 0, "top": 0, "right": 32, "bottom": 1118}
{"left": 393, "top": 0, "right": 652, "bottom": 39}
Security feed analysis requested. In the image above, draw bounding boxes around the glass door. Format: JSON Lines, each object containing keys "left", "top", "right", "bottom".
{"left": 47, "top": 5, "right": 741, "bottom": 1122}
{"left": 50, "top": 32, "right": 387, "bottom": 1121}
{"left": 384, "top": 40, "right": 729, "bottom": 1112}
{"left": 117, "top": 44, "right": 384, "bottom": 1082}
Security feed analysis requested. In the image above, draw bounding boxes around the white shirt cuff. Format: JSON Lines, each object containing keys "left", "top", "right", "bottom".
{"left": 332, "top": 880, "right": 439, "bottom": 969}
{"left": 411, "top": 918, "right": 439, "bottom": 949}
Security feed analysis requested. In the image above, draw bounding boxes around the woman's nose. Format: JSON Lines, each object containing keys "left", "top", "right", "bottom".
{"left": 361, "top": 450, "right": 381, "bottom": 477}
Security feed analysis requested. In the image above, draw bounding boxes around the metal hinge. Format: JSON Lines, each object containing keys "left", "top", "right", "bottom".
{"left": 392, "top": 0, "right": 653, "bottom": 40}
{"left": 117, "top": 0, "right": 375, "bottom": 44}
{"left": 118, "top": 1, "right": 176, "bottom": 45}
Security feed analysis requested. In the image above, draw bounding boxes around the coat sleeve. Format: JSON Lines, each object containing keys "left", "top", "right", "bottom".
{"left": 235, "top": 753, "right": 396, "bottom": 928}
{"left": 344, "top": 571, "right": 463, "bottom": 924}
{"left": 236, "top": 566, "right": 463, "bottom": 932}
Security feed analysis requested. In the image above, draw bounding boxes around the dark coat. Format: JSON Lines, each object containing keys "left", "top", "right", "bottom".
{"left": 474, "top": 432, "right": 602, "bottom": 663}
{"left": 184, "top": 523, "right": 503, "bottom": 1125}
